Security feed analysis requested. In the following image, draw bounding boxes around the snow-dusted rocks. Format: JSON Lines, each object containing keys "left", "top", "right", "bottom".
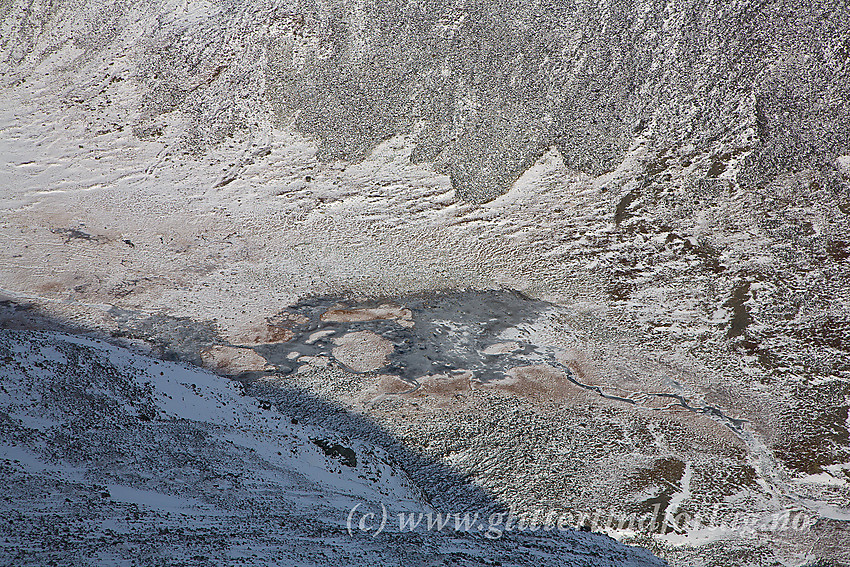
{"left": 0, "top": 330, "right": 667, "bottom": 566}
{"left": 2, "top": 0, "right": 849, "bottom": 565}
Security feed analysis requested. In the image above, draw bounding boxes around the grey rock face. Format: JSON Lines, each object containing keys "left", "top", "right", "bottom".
{"left": 260, "top": 0, "right": 850, "bottom": 201}
{"left": 6, "top": 0, "right": 845, "bottom": 202}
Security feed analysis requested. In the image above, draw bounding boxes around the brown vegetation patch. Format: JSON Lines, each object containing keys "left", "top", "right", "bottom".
{"left": 321, "top": 303, "right": 414, "bottom": 328}
{"left": 332, "top": 330, "right": 394, "bottom": 372}
{"left": 201, "top": 345, "right": 270, "bottom": 374}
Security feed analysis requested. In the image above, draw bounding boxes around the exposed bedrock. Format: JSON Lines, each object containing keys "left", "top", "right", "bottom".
{"left": 5, "top": 0, "right": 848, "bottom": 202}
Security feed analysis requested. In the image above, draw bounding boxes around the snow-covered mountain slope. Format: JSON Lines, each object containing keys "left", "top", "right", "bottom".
{"left": 1, "top": 0, "right": 849, "bottom": 565}
{"left": 0, "top": 329, "right": 667, "bottom": 566}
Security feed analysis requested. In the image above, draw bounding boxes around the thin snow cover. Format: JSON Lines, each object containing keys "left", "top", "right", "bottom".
{"left": 2, "top": 0, "right": 848, "bottom": 564}
{"left": 0, "top": 329, "right": 666, "bottom": 566}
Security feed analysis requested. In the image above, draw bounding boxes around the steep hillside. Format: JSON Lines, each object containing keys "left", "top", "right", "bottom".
{"left": 1, "top": 0, "right": 849, "bottom": 565}
{"left": 0, "top": 329, "right": 667, "bottom": 566}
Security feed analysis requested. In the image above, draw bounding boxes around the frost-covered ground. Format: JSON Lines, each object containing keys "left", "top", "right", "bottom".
{"left": 1, "top": 0, "right": 850, "bottom": 565}
{"left": 0, "top": 329, "right": 667, "bottom": 566}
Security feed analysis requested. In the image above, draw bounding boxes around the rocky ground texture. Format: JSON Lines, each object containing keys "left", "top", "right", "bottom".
{"left": 1, "top": 0, "right": 849, "bottom": 565}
